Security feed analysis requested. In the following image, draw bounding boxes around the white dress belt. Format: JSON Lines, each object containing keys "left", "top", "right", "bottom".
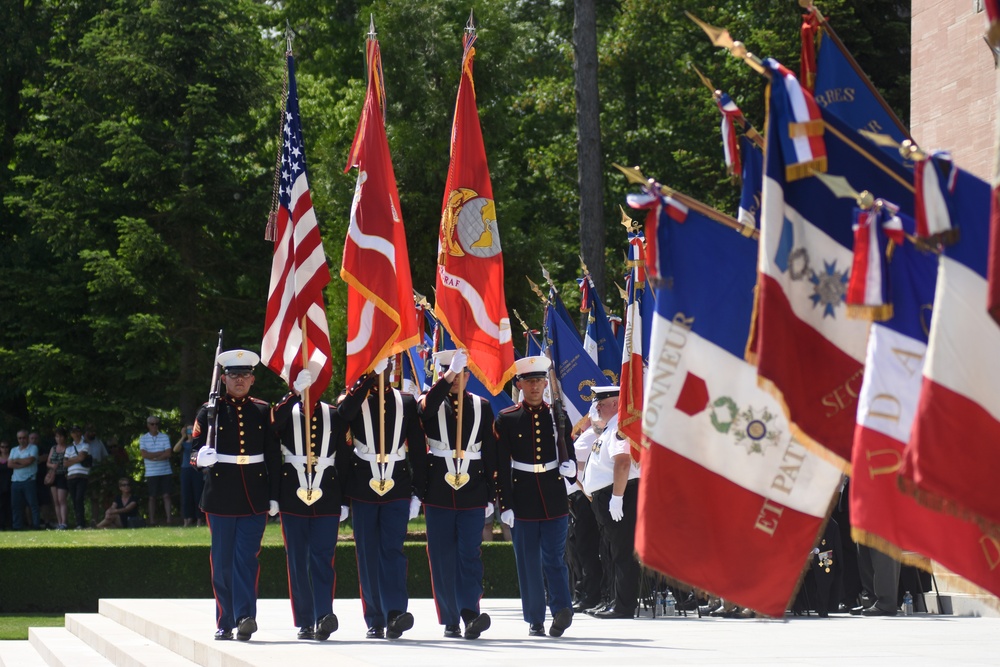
{"left": 216, "top": 453, "right": 264, "bottom": 465}
{"left": 283, "top": 454, "right": 336, "bottom": 465}
{"left": 429, "top": 447, "right": 482, "bottom": 460}
{"left": 511, "top": 460, "right": 558, "bottom": 473}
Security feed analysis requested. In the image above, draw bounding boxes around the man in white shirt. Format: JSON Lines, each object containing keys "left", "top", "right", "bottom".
{"left": 582, "top": 386, "right": 640, "bottom": 619}
{"left": 139, "top": 416, "right": 173, "bottom": 525}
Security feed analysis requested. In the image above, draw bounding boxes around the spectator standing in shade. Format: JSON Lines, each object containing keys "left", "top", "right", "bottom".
{"left": 9, "top": 430, "right": 41, "bottom": 530}
{"left": 139, "top": 416, "right": 173, "bottom": 526}
{"left": 0, "top": 440, "right": 13, "bottom": 530}
{"left": 174, "top": 423, "right": 204, "bottom": 527}
{"left": 65, "top": 425, "right": 91, "bottom": 529}
{"left": 46, "top": 428, "right": 70, "bottom": 530}
{"left": 30, "top": 430, "right": 54, "bottom": 528}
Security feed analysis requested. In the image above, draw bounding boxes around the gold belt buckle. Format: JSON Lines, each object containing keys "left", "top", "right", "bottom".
{"left": 533, "top": 463, "right": 546, "bottom": 473}
{"left": 236, "top": 455, "right": 249, "bottom": 465}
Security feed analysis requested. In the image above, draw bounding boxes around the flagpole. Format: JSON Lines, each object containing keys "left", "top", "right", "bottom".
{"left": 689, "top": 63, "right": 765, "bottom": 151}
{"left": 378, "top": 368, "right": 386, "bottom": 482}
{"left": 455, "top": 367, "right": 465, "bottom": 463}
{"left": 300, "top": 316, "right": 315, "bottom": 498}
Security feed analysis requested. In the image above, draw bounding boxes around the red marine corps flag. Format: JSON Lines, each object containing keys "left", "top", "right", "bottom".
{"left": 341, "top": 21, "right": 419, "bottom": 386}
{"left": 262, "top": 49, "right": 334, "bottom": 400}
{"left": 435, "top": 14, "right": 515, "bottom": 394}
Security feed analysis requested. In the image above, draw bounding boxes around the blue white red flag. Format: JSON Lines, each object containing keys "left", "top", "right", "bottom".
{"left": 914, "top": 152, "right": 959, "bottom": 244}
{"left": 716, "top": 92, "right": 744, "bottom": 176}
{"left": 617, "top": 229, "right": 649, "bottom": 461}
{"left": 845, "top": 201, "right": 904, "bottom": 321}
{"left": 545, "top": 302, "right": 610, "bottom": 430}
{"left": 579, "top": 270, "right": 623, "bottom": 383}
{"left": 903, "top": 167, "right": 1000, "bottom": 533}
{"left": 636, "top": 202, "right": 842, "bottom": 617}
{"left": 848, "top": 205, "right": 1000, "bottom": 599}
{"left": 738, "top": 136, "right": 763, "bottom": 229}
{"left": 754, "top": 58, "right": 914, "bottom": 467}
{"left": 262, "top": 53, "right": 334, "bottom": 400}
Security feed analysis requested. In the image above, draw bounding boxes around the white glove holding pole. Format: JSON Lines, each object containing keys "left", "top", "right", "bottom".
{"left": 485, "top": 502, "right": 495, "bottom": 519}
{"left": 409, "top": 495, "right": 421, "bottom": 520}
{"left": 340, "top": 505, "right": 350, "bottom": 522}
{"left": 196, "top": 447, "right": 218, "bottom": 468}
{"left": 609, "top": 494, "right": 624, "bottom": 522}
{"left": 448, "top": 348, "right": 468, "bottom": 375}
{"left": 268, "top": 500, "right": 279, "bottom": 517}
{"left": 500, "top": 509, "right": 515, "bottom": 528}
{"left": 374, "top": 357, "right": 388, "bottom": 374}
{"left": 559, "top": 461, "right": 576, "bottom": 478}
{"left": 293, "top": 369, "right": 313, "bottom": 394}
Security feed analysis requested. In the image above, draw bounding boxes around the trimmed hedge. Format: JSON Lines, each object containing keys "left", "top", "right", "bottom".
{"left": 0, "top": 541, "right": 519, "bottom": 613}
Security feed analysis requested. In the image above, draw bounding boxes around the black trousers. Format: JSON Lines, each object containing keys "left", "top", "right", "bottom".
{"left": 567, "top": 490, "right": 602, "bottom": 605}
{"left": 591, "top": 479, "right": 639, "bottom": 615}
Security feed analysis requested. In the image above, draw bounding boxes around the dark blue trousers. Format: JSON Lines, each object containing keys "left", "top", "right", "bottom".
{"left": 425, "top": 506, "right": 484, "bottom": 626}
{"left": 352, "top": 498, "right": 409, "bottom": 629}
{"left": 280, "top": 513, "right": 340, "bottom": 627}
{"left": 512, "top": 516, "right": 572, "bottom": 625}
{"left": 206, "top": 513, "right": 266, "bottom": 631}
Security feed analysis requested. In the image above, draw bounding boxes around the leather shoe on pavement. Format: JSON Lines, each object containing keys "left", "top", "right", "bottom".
{"left": 444, "top": 624, "right": 462, "bottom": 638}
{"left": 549, "top": 607, "right": 573, "bottom": 637}
{"left": 861, "top": 606, "right": 898, "bottom": 617}
{"left": 528, "top": 623, "right": 546, "bottom": 637}
{"left": 573, "top": 598, "right": 601, "bottom": 613}
{"left": 214, "top": 629, "right": 233, "bottom": 641}
{"left": 315, "top": 613, "right": 338, "bottom": 640}
{"left": 849, "top": 605, "right": 866, "bottom": 616}
{"left": 236, "top": 616, "right": 256, "bottom": 641}
{"left": 297, "top": 626, "right": 314, "bottom": 640}
{"left": 464, "top": 612, "right": 491, "bottom": 639}
{"left": 386, "top": 611, "right": 414, "bottom": 639}
{"left": 366, "top": 626, "right": 385, "bottom": 639}
{"left": 592, "top": 607, "right": 632, "bottom": 620}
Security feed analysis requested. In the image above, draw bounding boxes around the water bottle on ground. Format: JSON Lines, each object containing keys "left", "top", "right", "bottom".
{"left": 664, "top": 590, "right": 677, "bottom": 617}
{"left": 655, "top": 591, "right": 665, "bottom": 616}
{"left": 903, "top": 591, "right": 913, "bottom": 616}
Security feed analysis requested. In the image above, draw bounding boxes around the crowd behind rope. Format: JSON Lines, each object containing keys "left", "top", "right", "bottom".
{"left": 1, "top": 350, "right": 931, "bottom": 641}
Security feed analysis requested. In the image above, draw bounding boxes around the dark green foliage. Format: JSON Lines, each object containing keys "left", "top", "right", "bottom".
{"left": 0, "top": 541, "right": 519, "bottom": 612}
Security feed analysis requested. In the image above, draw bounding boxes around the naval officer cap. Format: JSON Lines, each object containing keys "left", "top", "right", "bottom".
{"left": 217, "top": 349, "right": 260, "bottom": 374}
{"left": 515, "top": 355, "right": 551, "bottom": 380}
{"left": 591, "top": 385, "right": 620, "bottom": 401}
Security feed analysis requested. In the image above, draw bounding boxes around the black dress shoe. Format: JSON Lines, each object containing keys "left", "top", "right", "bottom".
{"left": 214, "top": 629, "right": 233, "bottom": 641}
{"left": 585, "top": 603, "right": 610, "bottom": 616}
{"left": 849, "top": 605, "right": 866, "bottom": 616}
{"left": 236, "top": 616, "right": 257, "bottom": 641}
{"left": 366, "top": 626, "right": 385, "bottom": 639}
{"left": 573, "top": 598, "right": 600, "bottom": 613}
{"left": 528, "top": 623, "right": 546, "bottom": 637}
{"left": 443, "top": 624, "right": 462, "bottom": 638}
{"left": 464, "top": 612, "right": 491, "bottom": 639}
{"left": 297, "top": 626, "right": 315, "bottom": 640}
{"left": 386, "top": 611, "right": 413, "bottom": 639}
{"left": 315, "top": 613, "right": 338, "bottom": 641}
{"left": 593, "top": 608, "right": 632, "bottom": 620}
{"left": 549, "top": 607, "right": 573, "bottom": 637}
{"left": 861, "top": 606, "right": 898, "bottom": 617}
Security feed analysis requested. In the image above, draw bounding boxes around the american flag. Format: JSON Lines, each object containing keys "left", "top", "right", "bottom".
{"left": 261, "top": 53, "right": 333, "bottom": 400}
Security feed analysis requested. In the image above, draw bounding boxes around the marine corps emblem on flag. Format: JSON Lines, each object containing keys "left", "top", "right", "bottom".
{"left": 440, "top": 188, "right": 501, "bottom": 261}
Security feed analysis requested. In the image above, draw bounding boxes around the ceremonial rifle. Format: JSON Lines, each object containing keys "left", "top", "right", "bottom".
{"left": 541, "top": 313, "right": 572, "bottom": 472}
{"left": 200, "top": 330, "right": 224, "bottom": 460}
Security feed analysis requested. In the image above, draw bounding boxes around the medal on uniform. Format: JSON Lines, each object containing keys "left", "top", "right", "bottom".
{"left": 445, "top": 471, "right": 470, "bottom": 489}
{"left": 369, "top": 476, "right": 395, "bottom": 495}
{"left": 297, "top": 486, "right": 323, "bottom": 504}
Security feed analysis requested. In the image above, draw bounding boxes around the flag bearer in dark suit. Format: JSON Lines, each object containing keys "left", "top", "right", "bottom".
{"left": 193, "top": 349, "right": 281, "bottom": 642}
{"left": 338, "top": 357, "right": 424, "bottom": 640}
{"left": 414, "top": 349, "right": 496, "bottom": 640}
{"left": 494, "top": 356, "right": 577, "bottom": 638}
{"left": 272, "top": 368, "right": 352, "bottom": 641}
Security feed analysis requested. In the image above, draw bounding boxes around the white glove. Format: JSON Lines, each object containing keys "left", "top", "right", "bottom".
{"left": 408, "top": 495, "right": 421, "bottom": 520}
{"left": 196, "top": 447, "right": 218, "bottom": 468}
{"left": 485, "top": 502, "right": 494, "bottom": 519}
{"left": 293, "top": 369, "right": 313, "bottom": 394}
{"left": 559, "top": 461, "right": 576, "bottom": 477}
{"left": 609, "top": 494, "right": 624, "bottom": 522}
{"left": 340, "top": 505, "right": 350, "bottom": 522}
{"left": 449, "top": 349, "right": 468, "bottom": 375}
{"left": 500, "top": 509, "right": 515, "bottom": 528}
{"left": 374, "top": 357, "right": 388, "bottom": 374}
{"left": 268, "top": 500, "right": 279, "bottom": 516}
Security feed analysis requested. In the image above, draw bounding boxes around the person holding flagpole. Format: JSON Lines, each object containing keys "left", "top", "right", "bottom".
{"left": 338, "top": 357, "right": 424, "bottom": 640}
{"left": 271, "top": 368, "right": 351, "bottom": 640}
{"left": 494, "top": 356, "right": 576, "bottom": 637}
{"left": 414, "top": 348, "right": 496, "bottom": 640}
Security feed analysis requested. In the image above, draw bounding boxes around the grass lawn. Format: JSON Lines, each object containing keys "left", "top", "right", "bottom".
{"left": 0, "top": 517, "right": 429, "bottom": 547}
{"left": 0, "top": 614, "right": 65, "bottom": 641}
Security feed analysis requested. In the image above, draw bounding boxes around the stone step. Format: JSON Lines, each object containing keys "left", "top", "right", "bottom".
{"left": 66, "top": 612, "right": 201, "bottom": 667}
{"left": 0, "top": 640, "right": 48, "bottom": 667}
{"left": 28, "top": 626, "right": 112, "bottom": 666}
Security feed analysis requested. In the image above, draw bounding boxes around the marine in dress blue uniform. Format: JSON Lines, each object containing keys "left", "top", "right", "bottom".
{"left": 192, "top": 349, "right": 280, "bottom": 642}
{"left": 494, "top": 356, "right": 576, "bottom": 638}
{"left": 413, "top": 349, "right": 495, "bottom": 640}
{"left": 272, "top": 372, "right": 352, "bottom": 641}
{"left": 338, "top": 359, "right": 424, "bottom": 639}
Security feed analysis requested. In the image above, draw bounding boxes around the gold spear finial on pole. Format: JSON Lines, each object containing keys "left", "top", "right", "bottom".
{"left": 810, "top": 170, "right": 875, "bottom": 210}
{"left": 858, "top": 131, "right": 929, "bottom": 162}
{"left": 620, "top": 205, "right": 640, "bottom": 234}
{"left": 526, "top": 277, "right": 549, "bottom": 305}
{"left": 685, "top": 12, "right": 769, "bottom": 76}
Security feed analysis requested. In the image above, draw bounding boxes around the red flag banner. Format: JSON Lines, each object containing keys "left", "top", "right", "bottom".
{"left": 435, "top": 27, "right": 515, "bottom": 394}
{"left": 262, "top": 53, "right": 333, "bottom": 400}
{"left": 341, "top": 37, "right": 419, "bottom": 387}
{"left": 617, "top": 230, "right": 647, "bottom": 463}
